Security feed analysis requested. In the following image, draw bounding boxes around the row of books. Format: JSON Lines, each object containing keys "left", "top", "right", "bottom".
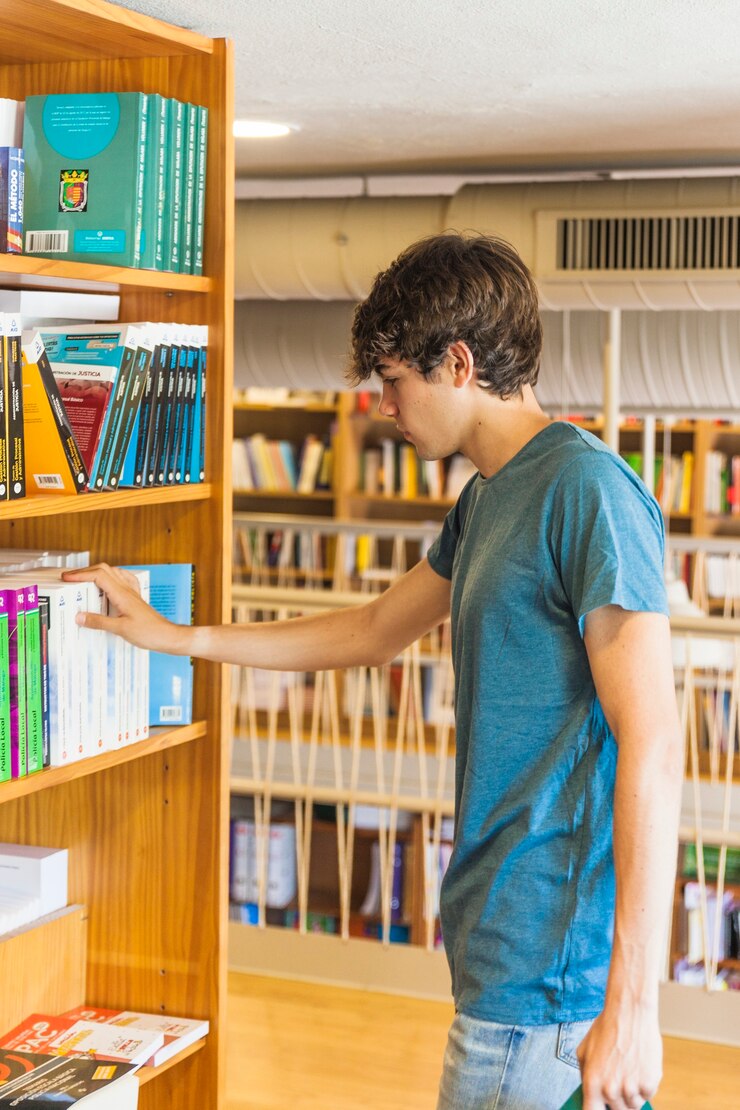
{"left": 0, "top": 550, "right": 195, "bottom": 783}
{"left": 1, "top": 90, "right": 208, "bottom": 272}
{"left": 232, "top": 433, "right": 332, "bottom": 494}
{"left": 621, "top": 450, "right": 695, "bottom": 513}
{"left": 1, "top": 316, "right": 208, "bottom": 500}
{"left": 676, "top": 881, "right": 740, "bottom": 965}
{"left": 361, "top": 441, "right": 476, "bottom": 501}
{"left": 704, "top": 449, "right": 740, "bottom": 515}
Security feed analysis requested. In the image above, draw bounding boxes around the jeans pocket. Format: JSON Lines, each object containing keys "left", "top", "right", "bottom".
{"left": 556, "top": 1020, "right": 592, "bottom": 1070}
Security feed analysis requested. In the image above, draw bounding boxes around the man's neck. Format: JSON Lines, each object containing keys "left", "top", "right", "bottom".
{"left": 463, "top": 386, "right": 552, "bottom": 478}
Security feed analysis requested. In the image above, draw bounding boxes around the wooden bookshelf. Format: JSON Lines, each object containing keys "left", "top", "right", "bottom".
{"left": 0, "top": 3, "right": 233, "bottom": 1108}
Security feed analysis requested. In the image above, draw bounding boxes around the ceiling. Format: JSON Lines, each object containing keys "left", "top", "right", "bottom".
{"left": 114, "top": 0, "right": 740, "bottom": 182}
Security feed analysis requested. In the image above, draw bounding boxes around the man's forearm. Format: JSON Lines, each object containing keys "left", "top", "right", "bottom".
{"left": 605, "top": 724, "right": 684, "bottom": 1011}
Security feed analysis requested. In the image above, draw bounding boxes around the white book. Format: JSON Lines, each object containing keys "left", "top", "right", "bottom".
{"left": 50, "top": 1019, "right": 164, "bottom": 1065}
{"left": 0, "top": 289, "right": 120, "bottom": 325}
{"left": 0, "top": 97, "right": 24, "bottom": 146}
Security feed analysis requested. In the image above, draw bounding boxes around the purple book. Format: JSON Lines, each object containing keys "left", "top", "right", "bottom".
{"left": 0, "top": 586, "right": 27, "bottom": 778}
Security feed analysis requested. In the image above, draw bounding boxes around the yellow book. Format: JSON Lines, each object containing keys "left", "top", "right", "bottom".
{"left": 679, "top": 450, "right": 694, "bottom": 514}
{"left": 21, "top": 334, "right": 89, "bottom": 495}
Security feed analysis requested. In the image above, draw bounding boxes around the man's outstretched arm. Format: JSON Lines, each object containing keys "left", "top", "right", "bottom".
{"left": 62, "top": 556, "right": 451, "bottom": 673}
{"left": 578, "top": 605, "right": 684, "bottom": 1110}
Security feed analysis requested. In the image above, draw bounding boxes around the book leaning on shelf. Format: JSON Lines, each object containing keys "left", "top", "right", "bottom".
{"left": 22, "top": 91, "right": 208, "bottom": 273}
{"left": 0, "top": 97, "right": 24, "bottom": 255}
{"left": 0, "top": 313, "right": 25, "bottom": 501}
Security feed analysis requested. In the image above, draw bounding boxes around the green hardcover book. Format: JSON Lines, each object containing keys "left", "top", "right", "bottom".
{"left": 560, "top": 1086, "right": 652, "bottom": 1109}
{"left": 139, "top": 93, "right": 163, "bottom": 271}
{"left": 179, "top": 102, "right": 197, "bottom": 273}
{"left": 0, "top": 593, "right": 10, "bottom": 783}
{"left": 166, "top": 98, "right": 185, "bottom": 272}
{"left": 22, "top": 584, "right": 43, "bottom": 775}
{"left": 192, "top": 105, "right": 208, "bottom": 276}
{"left": 22, "top": 91, "right": 149, "bottom": 268}
{"left": 154, "top": 93, "right": 170, "bottom": 270}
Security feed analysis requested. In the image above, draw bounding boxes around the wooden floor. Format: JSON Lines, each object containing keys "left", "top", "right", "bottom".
{"left": 227, "top": 972, "right": 740, "bottom": 1109}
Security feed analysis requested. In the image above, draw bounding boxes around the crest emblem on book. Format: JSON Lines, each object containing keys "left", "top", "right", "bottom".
{"left": 59, "top": 169, "right": 89, "bottom": 212}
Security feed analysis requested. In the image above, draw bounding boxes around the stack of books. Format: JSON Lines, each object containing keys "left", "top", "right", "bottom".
{"left": 22, "top": 91, "right": 208, "bottom": 273}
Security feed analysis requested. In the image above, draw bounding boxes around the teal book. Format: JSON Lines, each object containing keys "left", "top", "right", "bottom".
{"left": 22, "top": 91, "right": 149, "bottom": 268}
{"left": 124, "top": 563, "right": 194, "bottom": 725}
{"left": 166, "top": 98, "right": 185, "bottom": 272}
{"left": 139, "top": 93, "right": 164, "bottom": 271}
{"left": 192, "top": 105, "right": 208, "bottom": 276}
{"left": 154, "top": 94, "right": 170, "bottom": 270}
{"left": 179, "top": 103, "right": 197, "bottom": 273}
{"left": 560, "top": 1087, "right": 652, "bottom": 1109}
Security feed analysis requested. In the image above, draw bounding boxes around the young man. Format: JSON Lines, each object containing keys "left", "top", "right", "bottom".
{"left": 65, "top": 234, "right": 684, "bottom": 1110}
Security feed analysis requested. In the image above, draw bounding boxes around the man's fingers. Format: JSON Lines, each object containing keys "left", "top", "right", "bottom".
{"left": 75, "top": 610, "right": 118, "bottom": 634}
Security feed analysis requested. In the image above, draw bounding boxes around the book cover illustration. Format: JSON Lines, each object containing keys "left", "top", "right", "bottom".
{"left": 22, "top": 92, "right": 148, "bottom": 268}
{"left": 0, "top": 1048, "right": 138, "bottom": 1107}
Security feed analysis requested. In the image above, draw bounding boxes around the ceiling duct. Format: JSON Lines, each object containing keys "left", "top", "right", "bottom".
{"left": 234, "top": 300, "right": 740, "bottom": 417}
{"left": 235, "top": 177, "right": 740, "bottom": 309}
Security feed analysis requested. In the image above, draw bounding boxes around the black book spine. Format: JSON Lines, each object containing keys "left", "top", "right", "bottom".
{"left": 91, "top": 343, "right": 135, "bottom": 491}
{"left": 165, "top": 344, "right": 189, "bottom": 483}
{"left": 34, "top": 344, "right": 89, "bottom": 490}
{"left": 180, "top": 346, "right": 196, "bottom": 483}
{"left": 0, "top": 328, "right": 7, "bottom": 499}
{"left": 144, "top": 341, "right": 170, "bottom": 486}
{"left": 154, "top": 342, "right": 179, "bottom": 485}
{"left": 198, "top": 343, "right": 207, "bottom": 482}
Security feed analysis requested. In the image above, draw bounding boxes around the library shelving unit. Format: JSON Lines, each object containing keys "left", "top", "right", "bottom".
{"left": 0, "top": 3, "right": 233, "bottom": 1109}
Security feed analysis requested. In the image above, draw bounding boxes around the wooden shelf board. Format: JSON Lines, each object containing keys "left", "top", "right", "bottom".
{"left": 234, "top": 402, "right": 338, "bottom": 414}
{"left": 137, "top": 1038, "right": 208, "bottom": 1086}
{"left": 0, "top": 483, "right": 213, "bottom": 521}
{"left": 348, "top": 493, "right": 454, "bottom": 508}
{"left": 0, "top": 0, "right": 214, "bottom": 65}
{"left": 0, "top": 255, "right": 212, "bottom": 294}
{"left": 0, "top": 722, "right": 207, "bottom": 802}
{"left": 233, "top": 489, "right": 335, "bottom": 501}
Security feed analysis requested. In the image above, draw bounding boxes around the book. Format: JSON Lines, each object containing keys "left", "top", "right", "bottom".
{"left": 153, "top": 96, "right": 170, "bottom": 271}
{"left": 0, "top": 592, "right": 10, "bottom": 783}
{"left": 21, "top": 333, "right": 89, "bottom": 495}
{"left": 36, "top": 325, "right": 142, "bottom": 490}
{"left": 22, "top": 584, "right": 43, "bottom": 775}
{"left": 139, "top": 93, "right": 163, "bottom": 272}
{"left": 180, "top": 103, "right": 197, "bottom": 273}
{"left": 192, "top": 105, "right": 208, "bottom": 276}
{"left": 2, "top": 313, "right": 25, "bottom": 499}
{"left": 105, "top": 335, "right": 153, "bottom": 490}
{"left": 0, "top": 585, "right": 26, "bottom": 778}
{"left": 0, "top": 289, "right": 120, "bottom": 326}
{"left": 124, "top": 563, "right": 193, "bottom": 725}
{"left": 22, "top": 91, "right": 149, "bottom": 268}
{"left": 559, "top": 1087, "right": 652, "bottom": 1109}
{"left": 0, "top": 98, "right": 24, "bottom": 147}
{"left": 0, "top": 1050, "right": 138, "bottom": 1108}
{"left": 61, "top": 1007, "right": 209, "bottom": 1068}
{"left": 0, "top": 147, "right": 23, "bottom": 253}
{"left": 166, "top": 98, "right": 185, "bottom": 272}
{"left": 0, "top": 1013, "right": 163, "bottom": 1065}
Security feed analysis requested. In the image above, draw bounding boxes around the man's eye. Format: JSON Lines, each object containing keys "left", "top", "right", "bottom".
{"left": 384, "top": 379, "right": 397, "bottom": 388}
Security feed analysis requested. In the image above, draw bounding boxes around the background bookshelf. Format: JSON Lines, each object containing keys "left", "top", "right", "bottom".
{"left": 0, "top": 3, "right": 233, "bottom": 1109}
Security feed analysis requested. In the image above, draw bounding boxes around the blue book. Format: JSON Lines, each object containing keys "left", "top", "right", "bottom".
{"left": 0, "top": 147, "right": 23, "bottom": 253}
{"left": 124, "top": 563, "right": 194, "bottom": 726}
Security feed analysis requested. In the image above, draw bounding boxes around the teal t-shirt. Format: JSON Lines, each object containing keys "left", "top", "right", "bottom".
{"left": 427, "top": 421, "right": 669, "bottom": 1025}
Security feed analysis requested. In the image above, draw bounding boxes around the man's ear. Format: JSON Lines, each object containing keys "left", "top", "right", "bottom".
{"left": 448, "top": 341, "right": 476, "bottom": 388}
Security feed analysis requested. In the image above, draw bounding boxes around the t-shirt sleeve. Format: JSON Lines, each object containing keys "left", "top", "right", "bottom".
{"left": 550, "top": 451, "right": 669, "bottom": 636}
{"left": 426, "top": 474, "right": 477, "bottom": 580}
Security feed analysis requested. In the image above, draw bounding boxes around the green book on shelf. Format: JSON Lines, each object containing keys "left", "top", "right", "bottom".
{"left": 22, "top": 91, "right": 149, "bottom": 267}
{"left": 560, "top": 1086, "right": 652, "bottom": 1109}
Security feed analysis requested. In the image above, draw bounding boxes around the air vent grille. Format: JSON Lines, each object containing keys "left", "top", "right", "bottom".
{"left": 558, "top": 215, "right": 740, "bottom": 272}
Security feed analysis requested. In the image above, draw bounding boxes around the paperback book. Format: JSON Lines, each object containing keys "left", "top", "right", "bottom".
{"left": 0, "top": 1050, "right": 138, "bottom": 1108}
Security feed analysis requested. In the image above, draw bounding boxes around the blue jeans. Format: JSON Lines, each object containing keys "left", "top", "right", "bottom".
{"left": 436, "top": 1013, "right": 593, "bottom": 1110}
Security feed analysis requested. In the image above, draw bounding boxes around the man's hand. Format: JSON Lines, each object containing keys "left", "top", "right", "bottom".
{"left": 577, "top": 1001, "right": 661, "bottom": 1110}
{"left": 62, "top": 563, "right": 189, "bottom": 655}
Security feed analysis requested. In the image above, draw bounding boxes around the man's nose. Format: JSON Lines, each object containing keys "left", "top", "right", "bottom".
{"left": 378, "top": 386, "right": 397, "bottom": 417}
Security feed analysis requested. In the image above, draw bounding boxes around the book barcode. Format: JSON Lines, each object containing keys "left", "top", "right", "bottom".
{"left": 26, "top": 230, "right": 69, "bottom": 253}
{"left": 160, "top": 706, "right": 183, "bottom": 722}
{"left": 33, "top": 473, "right": 65, "bottom": 489}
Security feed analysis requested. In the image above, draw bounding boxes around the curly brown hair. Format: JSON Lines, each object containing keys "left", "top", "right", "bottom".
{"left": 348, "top": 232, "right": 542, "bottom": 398}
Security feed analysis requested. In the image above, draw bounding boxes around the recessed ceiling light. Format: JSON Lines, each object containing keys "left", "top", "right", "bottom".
{"left": 233, "top": 120, "right": 295, "bottom": 139}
